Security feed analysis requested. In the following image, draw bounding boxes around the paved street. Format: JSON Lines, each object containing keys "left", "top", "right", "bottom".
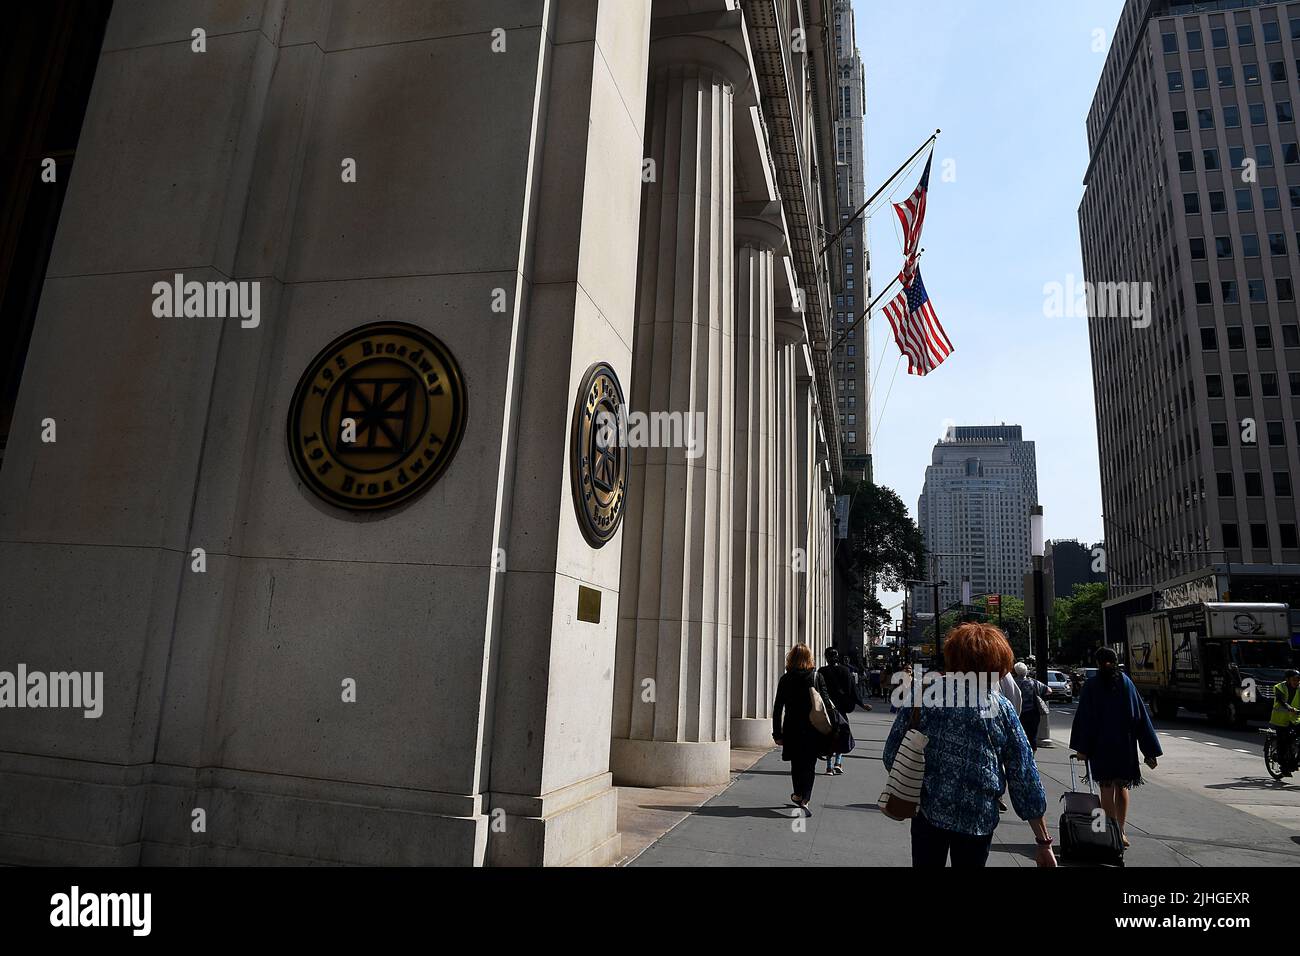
{"left": 630, "top": 700, "right": 1300, "bottom": 866}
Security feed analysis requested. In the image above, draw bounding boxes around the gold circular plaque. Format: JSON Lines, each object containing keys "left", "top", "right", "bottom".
{"left": 571, "top": 362, "right": 628, "bottom": 547}
{"left": 287, "top": 322, "right": 467, "bottom": 511}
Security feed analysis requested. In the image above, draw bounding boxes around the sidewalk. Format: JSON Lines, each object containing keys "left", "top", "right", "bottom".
{"left": 628, "top": 705, "right": 1300, "bottom": 866}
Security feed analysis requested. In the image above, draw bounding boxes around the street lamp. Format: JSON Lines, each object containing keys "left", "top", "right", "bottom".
{"left": 1031, "top": 505, "right": 1048, "bottom": 683}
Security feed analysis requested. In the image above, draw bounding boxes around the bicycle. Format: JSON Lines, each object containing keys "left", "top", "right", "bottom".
{"left": 1261, "top": 726, "right": 1297, "bottom": 781}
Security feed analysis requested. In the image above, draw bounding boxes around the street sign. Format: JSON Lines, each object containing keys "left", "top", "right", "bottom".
{"left": 987, "top": 594, "right": 1001, "bottom": 609}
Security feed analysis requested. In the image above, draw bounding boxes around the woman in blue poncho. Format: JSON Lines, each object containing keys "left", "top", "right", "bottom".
{"left": 1069, "top": 646, "right": 1162, "bottom": 847}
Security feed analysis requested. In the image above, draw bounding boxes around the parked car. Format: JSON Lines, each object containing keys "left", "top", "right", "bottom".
{"left": 1045, "top": 669, "right": 1073, "bottom": 703}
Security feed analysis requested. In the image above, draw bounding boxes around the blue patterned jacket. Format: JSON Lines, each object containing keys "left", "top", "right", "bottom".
{"left": 883, "top": 693, "right": 1047, "bottom": 836}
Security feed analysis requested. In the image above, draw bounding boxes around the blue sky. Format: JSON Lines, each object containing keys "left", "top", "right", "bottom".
{"left": 855, "top": 0, "right": 1127, "bottom": 622}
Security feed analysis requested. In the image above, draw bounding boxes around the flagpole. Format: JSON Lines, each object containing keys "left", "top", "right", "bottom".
{"left": 819, "top": 129, "right": 940, "bottom": 258}
{"left": 828, "top": 248, "right": 924, "bottom": 354}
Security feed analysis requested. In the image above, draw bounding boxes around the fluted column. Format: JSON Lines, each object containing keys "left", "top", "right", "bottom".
{"left": 795, "top": 372, "right": 812, "bottom": 652}
{"left": 730, "top": 215, "right": 784, "bottom": 748}
{"left": 774, "top": 309, "right": 804, "bottom": 675}
{"left": 611, "top": 34, "right": 750, "bottom": 787}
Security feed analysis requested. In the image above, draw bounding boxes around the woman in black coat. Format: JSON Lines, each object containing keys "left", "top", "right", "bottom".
{"left": 772, "top": 643, "right": 832, "bottom": 817}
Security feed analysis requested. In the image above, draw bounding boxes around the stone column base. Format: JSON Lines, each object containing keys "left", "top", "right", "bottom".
{"left": 610, "top": 737, "right": 730, "bottom": 787}
{"left": 730, "top": 717, "right": 774, "bottom": 750}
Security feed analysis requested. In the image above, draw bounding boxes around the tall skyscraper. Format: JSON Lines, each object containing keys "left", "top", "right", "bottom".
{"left": 914, "top": 426, "right": 1039, "bottom": 614}
{"left": 830, "top": 0, "right": 870, "bottom": 481}
{"left": 1080, "top": 0, "right": 1300, "bottom": 596}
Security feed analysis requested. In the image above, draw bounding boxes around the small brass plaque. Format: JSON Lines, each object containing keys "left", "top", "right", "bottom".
{"left": 577, "top": 585, "right": 602, "bottom": 624}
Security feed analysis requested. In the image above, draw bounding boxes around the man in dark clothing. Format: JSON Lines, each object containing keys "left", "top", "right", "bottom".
{"left": 818, "top": 648, "right": 866, "bottom": 775}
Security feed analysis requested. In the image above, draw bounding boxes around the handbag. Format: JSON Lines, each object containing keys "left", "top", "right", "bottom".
{"left": 809, "top": 680, "right": 833, "bottom": 735}
{"left": 877, "top": 707, "right": 925, "bottom": 821}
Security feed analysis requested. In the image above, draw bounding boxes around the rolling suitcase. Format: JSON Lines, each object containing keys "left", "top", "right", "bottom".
{"left": 1058, "top": 756, "right": 1124, "bottom": 866}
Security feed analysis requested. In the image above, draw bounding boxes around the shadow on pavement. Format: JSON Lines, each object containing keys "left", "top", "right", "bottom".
{"left": 638, "top": 804, "right": 789, "bottom": 820}
{"left": 1203, "top": 776, "right": 1300, "bottom": 791}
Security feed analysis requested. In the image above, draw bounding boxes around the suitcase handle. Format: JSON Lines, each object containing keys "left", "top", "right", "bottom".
{"left": 1068, "top": 754, "right": 1095, "bottom": 795}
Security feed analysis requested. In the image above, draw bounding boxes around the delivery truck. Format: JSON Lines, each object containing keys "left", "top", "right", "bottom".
{"left": 1125, "top": 602, "right": 1293, "bottom": 726}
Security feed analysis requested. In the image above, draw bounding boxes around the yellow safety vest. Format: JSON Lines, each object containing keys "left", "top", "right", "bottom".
{"left": 1271, "top": 682, "right": 1300, "bottom": 727}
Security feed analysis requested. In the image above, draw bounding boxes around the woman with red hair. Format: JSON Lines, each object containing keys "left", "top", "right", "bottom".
{"left": 883, "top": 623, "right": 1056, "bottom": 867}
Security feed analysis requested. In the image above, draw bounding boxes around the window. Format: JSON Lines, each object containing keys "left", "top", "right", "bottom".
{"left": 1210, "top": 190, "right": 1227, "bottom": 212}
{"left": 1259, "top": 144, "right": 1275, "bottom": 167}
{"left": 1222, "top": 280, "right": 1239, "bottom": 304}
{"left": 1190, "top": 236, "right": 1207, "bottom": 259}
{"left": 1214, "top": 26, "right": 1229, "bottom": 48}
{"left": 1291, "top": 371, "right": 1300, "bottom": 393}
{"left": 1249, "top": 278, "right": 1267, "bottom": 302}
{"left": 1268, "top": 420, "right": 1285, "bottom": 445}
{"left": 1262, "top": 372, "right": 1280, "bottom": 396}
{"left": 1251, "top": 524, "right": 1270, "bottom": 549}
{"left": 1207, "top": 372, "right": 1224, "bottom": 396}
{"left": 1273, "top": 61, "right": 1288, "bottom": 82}
{"left": 1242, "top": 233, "right": 1260, "bottom": 256}
{"left": 1240, "top": 24, "right": 1255, "bottom": 45}
{"left": 1218, "top": 66, "right": 1234, "bottom": 87}
{"left": 1264, "top": 21, "right": 1281, "bottom": 43}
{"left": 1163, "top": 32, "right": 1178, "bottom": 53}
{"left": 1196, "top": 283, "right": 1214, "bottom": 306}
{"left": 847, "top": 431, "right": 856, "bottom": 444}
{"left": 1278, "top": 472, "right": 1295, "bottom": 496}
{"left": 1217, "top": 472, "right": 1235, "bottom": 496}
{"left": 1223, "top": 523, "right": 1241, "bottom": 548}
{"left": 1251, "top": 102, "right": 1268, "bottom": 125}
{"left": 1231, "top": 146, "right": 1247, "bottom": 170}
{"left": 1216, "top": 235, "right": 1233, "bottom": 258}
{"left": 1264, "top": 186, "right": 1281, "bottom": 208}
{"left": 1271, "top": 233, "right": 1288, "bottom": 255}
{"left": 1212, "top": 422, "right": 1230, "bottom": 446}
{"left": 1244, "top": 63, "right": 1261, "bottom": 85}
{"left": 1189, "top": 28, "right": 1205, "bottom": 49}
{"left": 1285, "top": 324, "right": 1300, "bottom": 347}
{"left": 1256, "top": 324, "right": 1273, "bottom": 348}
{"left": 1185, "top": 192, "right": 1201, "bottom": 214}
{"left": 1280, "top": 277, "right": 1295, "bottom": 300}
{"left": 1287, "top": 143, "right": 1300, "bottom": 164}
{"left": 1293, "top": 17, "right": 1300, "bottom": 40}
{"left": 1282, "top": 525, "right": 1299, "bottom": 549}
{"left": 1194, "top": 68, "right": 1209, "bottom": 90}
{"left": 1200, "top": 108, "right": 1216, "bottom": 130}
{"left": 1173, "top": 109, "right": 1189, "bottom": 131}
{"left": 1234, "top": 373, "right": 1251, "bottom": 397}
{"left": 1279, "top": 101, "right": 1295, "bottom": 122}
{"left": 847, "top": 414, "right": 856, "bottom": 425}
{"left": 1227, "top": 325, "right": 1245, "bottom": 349}
{"left": 1178, "top": 150, "right": 1194, "bottom": 172}
{"left": 1225, "top": 104, "right": 1241, "bottom": 127}
{"left": 1245, "top": 471, "right": 1263, "bottom": 495}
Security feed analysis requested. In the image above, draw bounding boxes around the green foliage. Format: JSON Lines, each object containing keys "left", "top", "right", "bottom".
{"left": 1051, "top": 581, "right": 1107, "bottom": 666}
{"left": 843, "top": 481, "right": 925, "bottom": 636}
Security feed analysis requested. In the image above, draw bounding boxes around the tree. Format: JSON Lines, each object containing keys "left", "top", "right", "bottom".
{"left": 1051, "top": 581, "right": 1107, "bottom": 666}
{"left": 923, "top": 594, "right": 1031, "bottom": 660}
{"left": 843, "top": 481, "right": 925, "bottom": 637}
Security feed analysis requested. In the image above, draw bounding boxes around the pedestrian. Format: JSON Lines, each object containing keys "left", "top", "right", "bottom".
{"left": 818, "top": 648, "right": 863, "bottom": 775}
{"left": 1013, "top": 661, "right": 1050, "bottom": 751}
{"left": 869, "top": 666, "right": 882, "bottom": 699}
{"left": 883, "top": 623, "right": 1056, "bottom": 868}
{"left": 772, "top": 643, "right": 833, "bottom": 817}
{"left": 1069, "top": 646, "right": 1161, "bottom": 848}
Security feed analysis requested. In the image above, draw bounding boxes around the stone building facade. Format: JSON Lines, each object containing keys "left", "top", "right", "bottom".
{"left": 0, "top": 0, "right": 843, "bottom": 866}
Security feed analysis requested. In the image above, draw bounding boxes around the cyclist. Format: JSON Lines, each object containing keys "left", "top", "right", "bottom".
{"left": 1270, "top": 669, "right": 1300, "bottom": 776}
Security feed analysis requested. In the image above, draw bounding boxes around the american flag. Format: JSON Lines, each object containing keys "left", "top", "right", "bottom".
{"left": 893, "top": 154, "right": 932, "bottom": 258}
{"left": 883, "top": 267, "right": 952, "bottom": 376}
